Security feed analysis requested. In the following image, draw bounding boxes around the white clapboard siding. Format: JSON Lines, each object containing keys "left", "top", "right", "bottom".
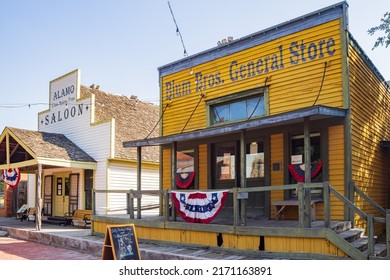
{"left": 106, "top": 162, "right": 160, "bottom": 214}
{"left": 39, "top": 96, "right": 111, "bottom": 212}
{"left": 27, "top": 174, "right": 36, "bottom": 207}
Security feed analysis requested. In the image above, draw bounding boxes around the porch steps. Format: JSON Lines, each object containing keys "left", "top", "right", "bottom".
{"left": 335, "top": 224, "right": 387, "bottom": 258}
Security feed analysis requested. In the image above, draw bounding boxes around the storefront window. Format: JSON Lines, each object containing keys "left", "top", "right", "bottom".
{"left": 290, "top": 133, "right": 323, "bottom": 198}
{"left": 215, "top": 143, "right": 236, "bottom": 181}
{"left": 0, "top": 180, "right": 4, "bottom": 208}
{"left": 246, "top": 141, "right": 264, "bottom": 178}
{"left": 176, "top": 150, "right": 195, "bottom": 189}
{"left": 56, "top": 178, "right": 62, "bottom": 196}
{"left": 211, "top": 95, "right": 264, "bottom": 125}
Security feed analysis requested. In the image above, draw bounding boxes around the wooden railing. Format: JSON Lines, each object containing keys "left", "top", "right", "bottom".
{"left": 93, "top": 181, "right": 389, "bottom": 258}
{"left": 325, "top": 182, "right": 390, "bottom": 258}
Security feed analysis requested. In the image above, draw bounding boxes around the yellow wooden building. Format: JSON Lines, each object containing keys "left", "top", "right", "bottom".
{"left": 95, "top": 2, "right": 390, "bottom": 259}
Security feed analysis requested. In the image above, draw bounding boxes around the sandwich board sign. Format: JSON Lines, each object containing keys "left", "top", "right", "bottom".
{"left": 101, "top": 224, "right": 141, "bottom": 260}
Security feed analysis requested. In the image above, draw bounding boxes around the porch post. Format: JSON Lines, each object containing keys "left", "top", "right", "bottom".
{"left": 36, "top": 163, "right": 42, "bottom": 231}
{"left": 386, "top": 209, "right": 390, "bottom": 257}
{"left": 171, "top": 141, "right": 177, "bottom": 221}
{"left": 136, "top": 146, "right": 141, "bottom": 219}
{"left": 303, "top": 117, "right": 311, "bottom": 228}
{"left": 323, "top": 181, "right": 331, "bottom": 228}
{"left": 240, "top": 130, "right": 247, "bottom": 226}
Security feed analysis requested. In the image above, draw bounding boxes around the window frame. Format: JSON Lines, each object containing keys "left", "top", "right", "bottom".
{"left": 206, "top": 87, "right": 269, "bottom": 127}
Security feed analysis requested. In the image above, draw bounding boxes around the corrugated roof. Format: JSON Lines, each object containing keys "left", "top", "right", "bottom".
{"left": 8, "top": 127, "right": 96, "bottom": 162}
{"left": 80, "top": 85, "right": 160, "bottom": 162}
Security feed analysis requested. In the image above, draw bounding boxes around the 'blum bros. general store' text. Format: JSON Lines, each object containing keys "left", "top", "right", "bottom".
{"left": 165, "top": 37, "right": 336, "bottom": 100}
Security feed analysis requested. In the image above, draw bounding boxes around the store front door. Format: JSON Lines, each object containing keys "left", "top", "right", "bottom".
{"left": 53, "top": 174, "right": 70, "bottom": 216}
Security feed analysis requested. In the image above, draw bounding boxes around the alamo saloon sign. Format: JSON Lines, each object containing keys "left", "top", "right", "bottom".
{"left": 39, "top": 70, "right": 87, "bottom": 127}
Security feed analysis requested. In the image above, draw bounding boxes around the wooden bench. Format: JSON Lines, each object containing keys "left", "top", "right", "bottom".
{"left": 16, "top": 204, "right": 29, "bottom": 221}
{"left": 272, "top": 199, "right": 322, "bottom": 221}
{"left": 64, "top": 209, "right": 92, "bottom": 229}
{"left": 20, "top": 207, "right": 37, "bottom": 222}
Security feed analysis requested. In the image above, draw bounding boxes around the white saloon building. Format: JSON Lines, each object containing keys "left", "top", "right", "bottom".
{"left": 0, "top": 69, "right": 160, "bottom": 222}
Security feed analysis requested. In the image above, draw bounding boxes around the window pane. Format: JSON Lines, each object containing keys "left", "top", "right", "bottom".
{"left": 247, "top": 97, "right": 264, "bottom": 118}
{"left": 212, "top": 105, "right": 229, "bottom": 124}
{"left": 230, "top": 100, "right": 246, "bottom": 121}
{"left": 216, "top": 145, "right": 235, "bottom": 180}
{"left": 246, "top": 142, "right": 264, "bottom": 178}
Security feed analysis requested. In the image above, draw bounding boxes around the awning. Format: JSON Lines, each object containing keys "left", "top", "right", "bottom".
{"left": 123, "top": 105, "right": 347, "bottom": 148}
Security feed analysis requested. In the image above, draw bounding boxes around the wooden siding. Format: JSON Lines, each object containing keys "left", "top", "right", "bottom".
{"left": 106, "top": 162, "right": 159, "bottom": 214}
{"left": 349, "top": 44, "right": 390, "bottom": 228}
{"left": 162, "top": 146, "right": 171, "bottom": 190}
{"left": 265, "top": 236, "right": 345, "bottom": 256}
{"left": 198, "top": 144, "right": 208, "bottom": 190}
{"left": 327, "top": 125, "right": 345, "bottom": 220}
{"left": 161, "top": 19, "right": 343, "bottom": 136}
{"left": 39, "top": 95, "right": 112, "bottom": 211}
{"left": 270, "top": 134, "right": 284, "bottom": 219}
{"left": 93, "top": 221, "right": 345, "bottom": 257}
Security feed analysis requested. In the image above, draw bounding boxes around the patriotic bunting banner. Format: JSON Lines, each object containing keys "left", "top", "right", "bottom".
{"left": 176, "top": 172, "right": 195, "bottom": 189}
{"left": 288, "top": 162, "right": 323, "bottom": 182}
{"left": 2, "top": 168, "right": 21, "bottom": 188}
{"left": 171, "top": 190, "right": 228, "bottom": 224}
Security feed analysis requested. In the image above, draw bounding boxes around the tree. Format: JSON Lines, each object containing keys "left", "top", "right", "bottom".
{"left": 368, "top": 12, "right": 390, "bottom": 49}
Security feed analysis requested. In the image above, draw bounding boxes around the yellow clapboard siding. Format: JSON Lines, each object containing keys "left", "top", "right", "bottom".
{"left": 328, "top": 125, "right": 345, "bottom": 221}
{"left": 162, "top": 146, "right": 171, "bottom": 190}
{"left": 265, "top": 236, "right": 346, "bottom": 256}
{"left": 161, "top": 19, "right": 343, "bottom": 136}
{"left": 270, "top": 134, "right": 284, "bottom": 219}
{"left": 349, "top": 43, "right": 390, "bottom": 229}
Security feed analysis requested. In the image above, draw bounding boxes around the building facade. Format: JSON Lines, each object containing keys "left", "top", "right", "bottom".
{"left": 0, "top": 69, "right": 160, "bottom": 224}
{"left": 96, "top": 2, "right": 390, "bottom": 259}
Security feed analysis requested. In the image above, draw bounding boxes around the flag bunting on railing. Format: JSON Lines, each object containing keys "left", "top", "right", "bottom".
{"left": 176, "top": 172, "right": 195, "bottom": 189}
{"left": 171, "top": 190, "right": 228, "bottom": 224}
{"left": 288, "top": 162, "right": 323, "bottom": 182}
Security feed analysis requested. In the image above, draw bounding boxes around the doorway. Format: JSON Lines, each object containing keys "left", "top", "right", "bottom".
{"left": 54, "top": 174, "right": 70, "bottom": 216}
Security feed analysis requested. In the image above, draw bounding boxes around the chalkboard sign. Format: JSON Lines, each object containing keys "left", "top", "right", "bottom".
{"left": 102, "top": 224, "right": 141, "bottom": 260}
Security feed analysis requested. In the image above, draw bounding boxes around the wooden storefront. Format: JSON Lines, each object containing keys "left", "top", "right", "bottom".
{"left": 96, "top": 2, "right": 390, "bottom": 259}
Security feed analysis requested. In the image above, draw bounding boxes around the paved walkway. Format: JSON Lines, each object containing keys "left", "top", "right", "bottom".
{"left": 0, "top": 235, "right": 100, "bottom": 260}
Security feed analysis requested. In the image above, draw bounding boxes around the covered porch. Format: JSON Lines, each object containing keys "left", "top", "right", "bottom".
{"left": 0, "top": 127, "right": 96, "bottom": 230}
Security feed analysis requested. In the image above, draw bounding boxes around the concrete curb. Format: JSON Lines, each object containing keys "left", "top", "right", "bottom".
{"left": 3, "top": 227, "right": 103, "bottom": 257}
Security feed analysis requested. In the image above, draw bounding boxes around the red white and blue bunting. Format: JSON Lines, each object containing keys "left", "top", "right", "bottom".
{"left": 171, "top": 190, "right": 228, "bottom": 224}
{"left": 176, "top": 172, "right": 195, "bottom": 189}
{"left": 2, "top": 168, "right": 21, "bottom": 189}
{"left": 288, "top": 162, "right": 323, "bottom": 183}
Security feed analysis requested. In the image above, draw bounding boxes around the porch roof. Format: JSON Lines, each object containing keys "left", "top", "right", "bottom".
{"left": 0, "top": 127, "right": 96, "bottom": 170}
{"left": 123, "top": 105, "right": 347, "bottom": 148}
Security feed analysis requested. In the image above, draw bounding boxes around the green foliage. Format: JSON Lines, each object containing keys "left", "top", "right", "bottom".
{"left": 368, "top": 12, "right": 390, "bottom": 49}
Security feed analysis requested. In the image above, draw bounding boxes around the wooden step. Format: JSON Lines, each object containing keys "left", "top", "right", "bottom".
{"left": 331, "top": 221, "right": 352, "bottom": 234}
{"left": 350, "top": 236, "right": 368, "bottom": 251}
{"left": 337, "top": 228, "right": 364, "bottom": 242}
{"left": 363, "top": 243, "right": 387, "bottom": 257}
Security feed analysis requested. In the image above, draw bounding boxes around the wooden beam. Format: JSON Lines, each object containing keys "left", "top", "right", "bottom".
{"left": 136, "top": 146, "right": 141, "bottom": 219}
{"left": 36, "top": 163, "right": 42, "bottom": 231}
{"left": 5, "top": 133, "right": 10, "bottom": 166}
{"left": 171, "top": 142, "right": 177, "bottom": 221}
{"left": 240, "top": 130, "right": 247, "bottom": 226}
{"left": 304, "top": 117, "right": 312, "bottom": 227}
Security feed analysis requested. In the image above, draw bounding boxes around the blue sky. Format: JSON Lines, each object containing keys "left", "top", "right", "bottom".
{"left": 1, "top": 0, "right": 389, "bottom": 130}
